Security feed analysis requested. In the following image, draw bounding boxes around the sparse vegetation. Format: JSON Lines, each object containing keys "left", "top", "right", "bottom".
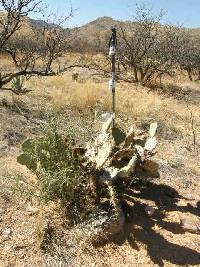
{"left": 17, "top": 115, "right": 93, "bottom": 211}
{"left": 0, "top": 1, "right": 200, "bottom": 267}
{"left": 0, "top": 0, "right": 76, "bottom": 88}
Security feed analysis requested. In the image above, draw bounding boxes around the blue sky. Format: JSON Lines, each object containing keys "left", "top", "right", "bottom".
{"left": 36, "top": 0, "right": 200, "bottom": 28}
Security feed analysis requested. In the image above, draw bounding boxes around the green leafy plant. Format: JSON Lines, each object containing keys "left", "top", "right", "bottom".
{"left": 17, "top": 116, "right": 90, "bottom": 204}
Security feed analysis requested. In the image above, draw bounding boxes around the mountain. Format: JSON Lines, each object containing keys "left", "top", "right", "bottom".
{"left": 1, "top": 12, "right": 200, "bottom": 44}
{"left": 70, "top": 16, "right": 200, "bottom": 41}
{"left": 67, "top": 16, "right": 136, "bottom": 49}
{"left": 69, "top": 16, "right": 134, "bottom": 35}
{"left": 29, "top": 18, "right": 63, "bottom": 31}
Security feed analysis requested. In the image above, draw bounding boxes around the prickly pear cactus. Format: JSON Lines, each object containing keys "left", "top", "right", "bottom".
{"left": 17, "top": 139, "right": 38, "bottom": 171}
{"left": 17, "top": 114, "right": 159, "bottom": 243}
{"left": 78, "top": 115, "right": 159, "bottom": 242}
{"left": 85, "top": 115, "right": 159, "bottom": 184}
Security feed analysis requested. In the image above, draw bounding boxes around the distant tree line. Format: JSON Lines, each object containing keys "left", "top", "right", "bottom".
{"left": 73, "top": 5, "right": 200, "bottom": 85}
{"left": 0, "top": 1, "right": 200, "bottom": 88}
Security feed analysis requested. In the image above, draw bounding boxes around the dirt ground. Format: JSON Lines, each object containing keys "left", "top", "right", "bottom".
{"left": 0, "top": 74, "right": 199, "bottom": 266}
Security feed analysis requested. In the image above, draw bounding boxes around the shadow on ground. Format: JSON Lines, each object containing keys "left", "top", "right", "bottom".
{"left": 149, "top": 83, "right": 200, "bottom": 105}
{"left": 108, "top": 181, "right": 200, "bottom": 266}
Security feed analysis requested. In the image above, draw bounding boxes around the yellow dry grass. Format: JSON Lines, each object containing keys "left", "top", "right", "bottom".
{"left": 27, "top": 74, "right": 199, "bottom": 141}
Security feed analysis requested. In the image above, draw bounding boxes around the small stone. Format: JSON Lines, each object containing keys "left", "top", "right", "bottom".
{"left": 180, "top": 215, "right": 200, "bottom": 234}
{"left": 26, "top": 204, "right": 39, "bottom": 216}
{"left": 2, "top": 228, "right": 12, "bottom": 240}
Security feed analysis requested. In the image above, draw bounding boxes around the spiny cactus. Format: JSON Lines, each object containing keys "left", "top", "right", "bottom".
{"left": 17, "top": 114, "right": 159, "bottom": 242}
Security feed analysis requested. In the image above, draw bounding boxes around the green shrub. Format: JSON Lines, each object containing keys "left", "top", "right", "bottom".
{"left": 17, "top": 115, "right": 90, "bottom": 205}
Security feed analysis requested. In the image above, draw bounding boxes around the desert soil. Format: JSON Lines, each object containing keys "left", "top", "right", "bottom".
{"left": 0, "top": 74, "right": 199, "bottom": 267}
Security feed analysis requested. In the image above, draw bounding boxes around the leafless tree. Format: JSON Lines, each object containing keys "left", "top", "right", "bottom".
{"left": 176, "top": 30, "right": 200, "bottom": 81}
{"left": 0, "top": 0, "right": 40, "bottom": 50}
{"left": 86, "top": 4, "right": 199, "bottom": 86}
{"left": 114, "top": 5, "right": 182, "bottom": 85}
{"left": 0, "top": 0, "right": 75, "bottom": 89}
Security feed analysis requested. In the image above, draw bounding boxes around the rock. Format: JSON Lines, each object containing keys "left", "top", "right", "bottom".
{"left": 26, "top": 204, "right": 39, "bottom": 216}
{"left": 145, "top": 205, "right": 155, "bottom": 216}
{"left": 180, "top": 215, "right": 200, "bottom": 234}
{"left": 2, "top": 228, "right": 12, "bottom": 240}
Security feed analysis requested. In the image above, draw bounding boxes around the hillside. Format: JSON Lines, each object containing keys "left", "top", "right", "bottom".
{"left": 1, "top": 12, "right": 200, "bottom": 43}
{"left": 0, "top": 72, "right": 199, "bottom": 267}
{"left": 69, "top": 16, "right": 200, "bottom": 44}
{"left": 0, "top": 11, "right": 200, "bottom": 267}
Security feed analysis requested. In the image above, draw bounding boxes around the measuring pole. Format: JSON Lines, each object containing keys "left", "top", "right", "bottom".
{"left": 109, "top": 28, "right": 117, "bottom": 128}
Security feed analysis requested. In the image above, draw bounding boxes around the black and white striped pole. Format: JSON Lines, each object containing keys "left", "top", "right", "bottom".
{"left": 109, "top": 28, "right": 117, "bottom": 128}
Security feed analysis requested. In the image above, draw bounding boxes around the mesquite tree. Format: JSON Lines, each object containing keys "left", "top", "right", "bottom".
{"left": 86, "top": 5, "right": 200, "bottom": 85}
{"left": 116, "top": 6, "right": 180, "bottom": 84}
{"left": 0, "top": 0, "right": 73, "bottom": 88}
{"left": 176, "top": 30, "right": 200, "bottom": 81}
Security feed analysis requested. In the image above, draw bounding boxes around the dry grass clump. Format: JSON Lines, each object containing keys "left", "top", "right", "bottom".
{"left": 25, "top": 74, "right": 199, "bottom": 149}
{"left": 48, "top": 77, "right": 104, "bottom": 112}
{"left": 31, "top": 75, "right": 162, "bottom": 118}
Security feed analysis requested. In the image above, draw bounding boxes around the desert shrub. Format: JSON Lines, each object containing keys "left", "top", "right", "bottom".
{"left": 17, "top": 115, "right": 92, "bottom": 208}
{"left": 12, "top": 76, "right": 25, "bottom": 94}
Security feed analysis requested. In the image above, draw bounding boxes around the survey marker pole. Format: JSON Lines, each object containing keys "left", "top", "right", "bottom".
{"left": 109, "top": 28, "right": 117, "bottom": 128}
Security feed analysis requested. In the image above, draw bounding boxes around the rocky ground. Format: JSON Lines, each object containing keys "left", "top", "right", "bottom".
{"left": 0, "top": 76, "right": 199, "bottom": 266}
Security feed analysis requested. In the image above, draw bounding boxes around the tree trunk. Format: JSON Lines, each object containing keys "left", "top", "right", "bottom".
{"left": 133, "top": 67, "right": 139, "bottom": 82}
{"left": 139, "top": 68, "right": 145, "bottom": 84}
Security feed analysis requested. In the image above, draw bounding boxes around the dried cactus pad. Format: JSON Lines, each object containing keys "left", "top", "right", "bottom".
{"left": 149, "top": 122, "right": 158, "bottom": 137}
